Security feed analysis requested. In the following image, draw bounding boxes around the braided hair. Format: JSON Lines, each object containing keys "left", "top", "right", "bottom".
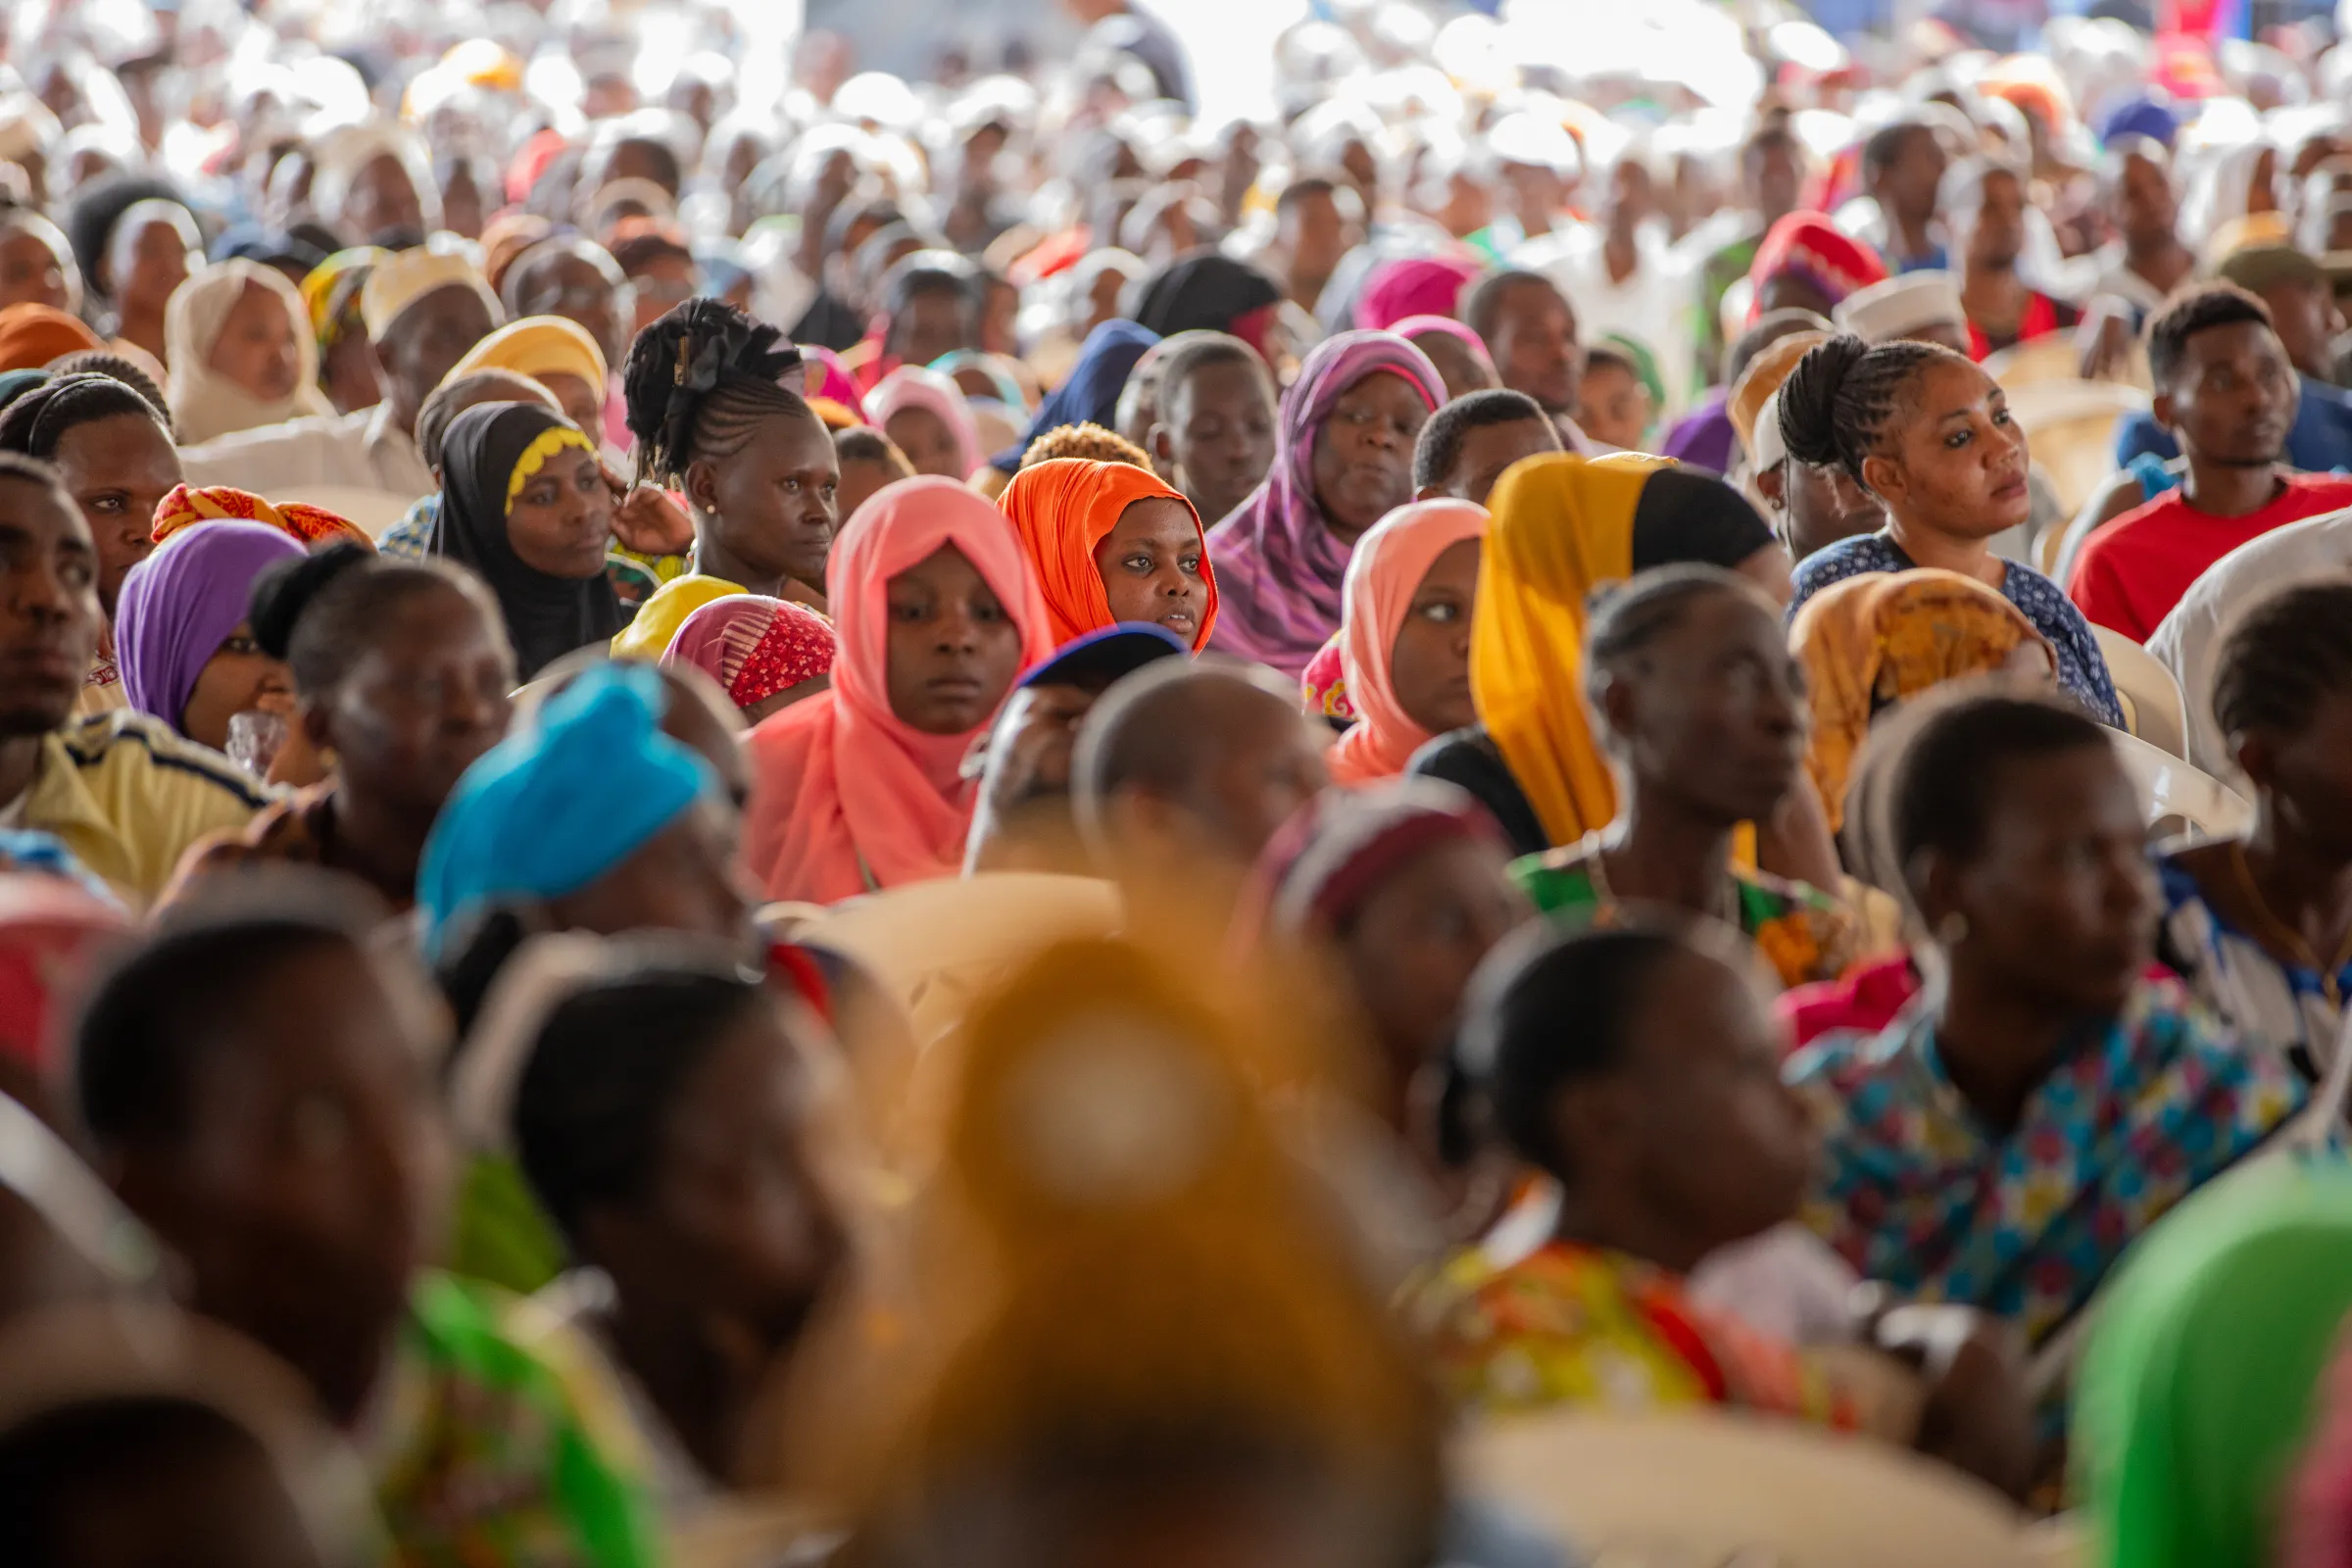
{"left": 1776, "top": 332, "right": 1961, "bottom": 488}
{"left": 620, "top": 299, "right": 815, "bottom": 490}
{"left": 2211, "top": 577, "right": 2352, "bottom": 744}
{"left": 0, "top": 372, "right": 172, "bottom": 462}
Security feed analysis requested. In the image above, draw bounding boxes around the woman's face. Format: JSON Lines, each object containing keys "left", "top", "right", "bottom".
{"left": 206, "top": 279, "right": 302, "bottom": 404}
{"left": 1608, "top": 588, "right": 1807, "bottom": 827}
{"left": 537, "top": 371, "right": 606, "bottom": 439}
{"left": 181, "top": 620, "right": 294, "bottom": 752}
{"left": 1341, "top": 835, "right": 1529, "bottom": 1119}
{"left": 121, "top": 217, "right": 193, "bottom": 314}
{"left": 0, "top": 228, "right": 70, "bottom": 311}
{"left": 1934, "top": 743, "right": 2156, "bottom": 1026}
{"left": 1866, "top": 359, "right": 2031, "bottom": 541}
{"left": 884, "top": 542, "right": 1025, "bottom": 735}
{"left": 122, "top": 943, "right": 450, "bottom": 1424}
{"left": 1092, "top": 497, "right": 1207, "bottom": 646}
{"left": 1310, "top": 370, "right": 1427, "bottom": 544}
{"left": 627, "top": 254, "right": 699, "bottom": 336}
{"left": 51, "top": 413, "right": 180, "bottom": 615}
{"left": 548, "top": 796, "right": 755, "bottom": 951}
{"left": 318, "top": 583, "right": 514, "bottom": 816}
{"left": 504, "top": 445, "right": 613, "bottom": 578}
{"left": 884, "top": 406, "right": 964, "bottom": 479}
{"left": 1408, "top": 329, "right": 1497, "bottom": 403}
{"left": 696, "top": 410, "right": 841, "bottom": 593}
{"left": 1388, "top": 537, "right": 1480, "bottom": 736}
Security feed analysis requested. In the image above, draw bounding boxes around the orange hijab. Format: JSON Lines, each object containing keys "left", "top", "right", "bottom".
{"left": 997, "top": 457, "right": 1219, "bottom": 652}
{"left": 1328, "top": 500, "right": 1488, "bottom": 787}
{"left": 744, "top": 476, "right": 1053, "bottom": 905}
{"left": 0, "top": 303, "right": 101, "bottom": 372}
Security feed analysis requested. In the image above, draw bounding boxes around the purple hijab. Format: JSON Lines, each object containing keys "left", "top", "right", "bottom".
{"left": 1204, "top": 330, "right": 1446, "bottom": 680}
{"left": 115, "top": 520, "right": 305, "bottom": 735}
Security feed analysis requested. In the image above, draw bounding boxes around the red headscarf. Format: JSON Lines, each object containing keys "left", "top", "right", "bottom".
{"left": 997, "top": 458, "right": 1219, "bottom": 652}
{"left": 743, "top": 477, "right": 1053, "bottom": 904}
{"left": 1745, "top": 212, "right": 1888, "bottom": 325}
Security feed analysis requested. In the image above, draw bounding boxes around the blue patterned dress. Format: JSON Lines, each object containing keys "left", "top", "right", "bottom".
{"left": 1788, "top": 532, "right": 2124, "bottom": 726}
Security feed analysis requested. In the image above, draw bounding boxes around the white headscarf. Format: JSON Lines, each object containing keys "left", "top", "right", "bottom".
{"left": 163, "top": 259, "right": 331, "bottom": 445}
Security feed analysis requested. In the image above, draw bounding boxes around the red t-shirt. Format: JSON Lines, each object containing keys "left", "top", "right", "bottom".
{"left": 2067, "top": 472, "right": 2352, "bottom": 641}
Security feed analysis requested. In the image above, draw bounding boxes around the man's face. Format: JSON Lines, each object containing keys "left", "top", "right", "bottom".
{"left": 1486, "top": 280, "right": 1582, "bottom": 417}
{"left": 0, "top": 477, "right": 102, "bottom": 738}
{"left": 2163, "top": 318, "right": 2297, "bottom": 466}
{"left": 1962, "top": 171, "right": 2027, "bottom": 270}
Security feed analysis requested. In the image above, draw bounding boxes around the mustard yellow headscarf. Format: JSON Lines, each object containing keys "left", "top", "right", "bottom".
{"left": 1788, "top": 567, "right": 2050, "bottom": 833}
{"left": 447, "top": 314, "right": 611, "bottom": 396}
{"left": 1470, "top": 451, "right": 1670, "bottom": 847}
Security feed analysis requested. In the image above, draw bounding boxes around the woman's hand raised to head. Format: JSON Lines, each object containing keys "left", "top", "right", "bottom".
{"left": 608, "top": 467, "right": 696, "bottom": 558}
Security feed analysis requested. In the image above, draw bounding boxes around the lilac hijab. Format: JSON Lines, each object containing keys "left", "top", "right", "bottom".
{"left": 114, "top": 520, "right": 305, "bottom": 736}
{"left": 1204, "top": 330, "right": 1446, "bottom": 680}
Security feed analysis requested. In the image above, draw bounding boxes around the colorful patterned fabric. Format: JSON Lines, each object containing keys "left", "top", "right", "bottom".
{"left": 1410, "top": 1239, "right": 1860, "bottom": 1427}
{"left": 662, "top": 594, "right": 838, "bottom": 709}
{"left": 150, "top": 482, "right": 371, "bottom": 550}
{"left": 1788, "top": 531, "right": 2123, "bottom": 727}
{"left": 1744, "top": 213, "right": 1888, "bottom": 326}
{"left": 2156, "top": 849, "right": 2350, "bottom": 1085}
{"left": 1299, "top": 632, "right": 1356, "bottom": 723}
{"left": 367, "top": 1270, "right": 658, "bottom": 1568}
{"left": 379, "top": 495, "right": 436, "bottom": 562}
{"left": 1510, "top": 836, "right": 1858, "bottom": 992}
{"left": 1786, "top": 977, "right": 2305, "bottom": 1350}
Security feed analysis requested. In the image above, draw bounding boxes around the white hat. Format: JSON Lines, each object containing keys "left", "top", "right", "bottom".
{"left": 1750, "top": 387, "right": 1788, "bottom": 472}
{"left": 1834, "top": 270, "right": 1967, "bottom": 344}
{"left": 361, "top": 248, "right": 502, "bottom": 341}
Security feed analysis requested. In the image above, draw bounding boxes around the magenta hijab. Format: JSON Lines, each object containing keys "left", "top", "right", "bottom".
{"left": 1354, "top": 255, "right": 1482, "bottom": 331}
{"left": 1203, "top": 330, "right": 1446, "bottom": 681}
{"left": 801, "top": 345, "right": 869, "bottom": 423}
{"left": 114, "top": 520, "right": 306, "bottom": 736}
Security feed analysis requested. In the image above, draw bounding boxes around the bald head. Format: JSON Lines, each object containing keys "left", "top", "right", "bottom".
{"left": 1073, "top": 659, "right": 1329, "bottom": 873}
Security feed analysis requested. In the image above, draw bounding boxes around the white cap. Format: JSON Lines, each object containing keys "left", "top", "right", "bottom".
{"left": 1750, "top": 387, "right": 1787, "bottom": 472}
{"left": 1834, "top": 270, "right": 1967, "bottom": 344}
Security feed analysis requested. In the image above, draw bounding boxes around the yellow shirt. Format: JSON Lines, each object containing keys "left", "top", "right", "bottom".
{"left": 24, "top": 711, "right": 271, "bottom": 909}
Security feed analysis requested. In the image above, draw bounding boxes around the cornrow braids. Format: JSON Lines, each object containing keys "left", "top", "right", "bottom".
{"left": 1775, "top": 332, "right": 1955, "bottom": 487}
{"left": 43, "top": 352, "right": 171, "bottom": 433}
{"left": 621, "top": 298, "right": 814, "bottom": 489}
{"left": 0, "top": 373, "right": 172, "bottom": 462}
{"left": 2210, "top": 577, "right": 2352, "bottom": 743}
{"left": 1580, "top": 563, "right": 1756, "bottom": 723}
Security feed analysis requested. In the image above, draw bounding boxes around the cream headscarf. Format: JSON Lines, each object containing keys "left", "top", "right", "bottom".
{"left": 164, "top": 260, "right": 330, "bottom": 445}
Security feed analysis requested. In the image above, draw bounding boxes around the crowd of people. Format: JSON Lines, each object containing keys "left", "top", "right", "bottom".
{"left": 21, "top": 0, "right": 2352, "bottom": 1564}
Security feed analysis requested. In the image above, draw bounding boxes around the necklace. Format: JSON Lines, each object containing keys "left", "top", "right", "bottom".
{"left": 1583, "top": 833, "right": 1740, "bottom": 930}
{"left": 2229, "top": 840, "right": 2352, "bottom": 1005}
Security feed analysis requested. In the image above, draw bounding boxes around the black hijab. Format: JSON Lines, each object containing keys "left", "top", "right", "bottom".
{"left": 1132, "top": 250, "right": 1283, "bottom": 338}
{"left": 430, "top": 402, "right": 621, "bottom": 679}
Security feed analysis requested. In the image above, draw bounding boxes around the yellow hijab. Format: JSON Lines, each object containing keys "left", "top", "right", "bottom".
{"left": 1470, "top": 451, "right": 1669, "bottom": 847}
{"left": 609, "top": 572, "right": 746, "bottom": 660}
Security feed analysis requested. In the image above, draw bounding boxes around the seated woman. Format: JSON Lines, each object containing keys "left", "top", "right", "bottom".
{"left": 661, "top": 594, "right": 838, "bottom": 723}
{"left": 1788, "top": 688, "right": 2305, "bottom": 1360}
{"left": 1327, "top": 500, "right": 1486, "bottom": 788}
{"left": 111, "top": 519, "right": 306, "bottom": 754}
{"left": 1205, "top": 329, "right": 1446, "bottom": 681}
{"left": 622, "top": 302, "right": 841, "bottom": 614}
{"left": 1511, "top": 565, "right": 1857, "bottom": 992}
{"left": 1408, "top": 455, "right": 1795, "bottom": 859}
{"left": 1411, "top": 918, "right": 2030, "bottom": 1499}
{"left": 455, "top": 941, "right": 853, "bottom": 1553}
{"left": 72, "top": 875, "right": 661, "bottom": 1566}
{"left": 1243, "top": 778, "right": 1533, "bottom": 1246}
{"left": 162, "top": 259, "right": 330, "bottom": 447}
{"left": 1778, "top": 333, "right": 2122, "bottom": 726}
{"left": 865, "top": 365, "right": 985, "bottom": 482}
{"left": 997, "top": 455, "right": 1218, "bottom": 652}
{"left": 2156, "top": 577, "right": 2352, "bottom": 1082}
{"left": 160, "top": 544, "right": 516, "bottom": 913}
{"left": 743, "top": 476, "right": 1052, "bottom": 905}
{"left": 429, "top": 402, "right": 624, "bottom": 679}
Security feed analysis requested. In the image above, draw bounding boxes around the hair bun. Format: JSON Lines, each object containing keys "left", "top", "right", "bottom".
{"left": 1776, "top": 332, "right": 1870, "bottom": 471}
{"left": 621, "top": 299, "right": 806, "bottom": 484}
{"left": 248, "top": 542, "right": 371, "bottom": 662}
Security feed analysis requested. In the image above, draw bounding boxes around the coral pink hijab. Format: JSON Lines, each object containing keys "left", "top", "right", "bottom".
{"left": 1328, "top": 500, "right": 1488, "bottom": 788}
{"left": 744, "top": 476, "right": 1053, "bottom": 904}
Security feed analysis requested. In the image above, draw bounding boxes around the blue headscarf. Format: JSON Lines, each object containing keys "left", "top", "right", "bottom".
{"left": 989, "top": 318, "right": 1159, "bottom": 474}
{"left": 416, "top": 662, "right": 716, "bottom": 958}
{"left": 2099, "top": 96, "right": 2180, "bottom": 151}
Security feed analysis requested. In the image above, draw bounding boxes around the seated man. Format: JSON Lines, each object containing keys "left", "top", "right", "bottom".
{"left": 2070, "top": 283, "right": 2352, "bottom": 640}
{"left": 0, "top": 453, "right": 265, "bottom": 907}
{"left": 1411, "top": 388, "right": 1563, "bottom": 507}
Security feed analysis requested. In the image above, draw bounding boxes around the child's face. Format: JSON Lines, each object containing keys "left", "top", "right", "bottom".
{"left": 1579, "top": 364, "right": 1653, "bottom": 452}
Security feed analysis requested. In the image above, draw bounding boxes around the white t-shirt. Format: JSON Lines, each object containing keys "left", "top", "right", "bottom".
{"left": 1516, "top": 220, "right": 1697, "bottom": 422}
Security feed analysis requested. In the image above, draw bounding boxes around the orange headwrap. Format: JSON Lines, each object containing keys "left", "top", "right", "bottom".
{"left": 0, "top": 304, "right": 102, "bottom": 373}
{"left": 150, "top": 484, "right": 372, "bottom": 551}
{"left": 997, "top": 458, "right": 1219, "bottom": 652}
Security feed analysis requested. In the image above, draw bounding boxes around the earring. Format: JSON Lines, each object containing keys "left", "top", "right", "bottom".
{"left": 1936, "top": 912, "right": 1970, "bottom": 946}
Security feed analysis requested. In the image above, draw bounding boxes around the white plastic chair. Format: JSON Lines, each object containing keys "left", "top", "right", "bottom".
{"left": 2008, "top": 381, "right": 2147, "bottom": 518}
{"left": 2092, "top": 625, "right": 2190, "bottom": 760}
{"left": 1458, "top": 1408, "right": 2042, "bottom": 1568}
{"left": 2109, "top": 727, "right": 2253, "bottom": 840}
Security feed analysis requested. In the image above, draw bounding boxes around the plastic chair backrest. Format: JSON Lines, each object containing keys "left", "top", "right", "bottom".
{"left": 1458, "top": 1407, "right": 2038, "bottom": 1568}
{"left": 1984, "top": 336, "right": 2085, "bottom": 389}
{"left": 2109, "top": 727, "right": 2253, "bottom": 839}
{"left": 2092, "top": 625, "right": 2189, "bottom": 758}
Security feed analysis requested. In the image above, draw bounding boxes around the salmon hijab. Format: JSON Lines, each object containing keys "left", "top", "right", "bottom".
{"left": 1329, "top": 501, "right": 1488, "bottom": 788}
{"left": 1789, "top": 567, "right": 2051, "bottom": 833}
{"left": 1470, "top": 451, "right": 1669, "bottom": 846}
{"left": 997, "top": 458, "right": 1219, "bottom": 652}
{"left": 744, "top": 476, "right": 1053, "bottom": 904}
